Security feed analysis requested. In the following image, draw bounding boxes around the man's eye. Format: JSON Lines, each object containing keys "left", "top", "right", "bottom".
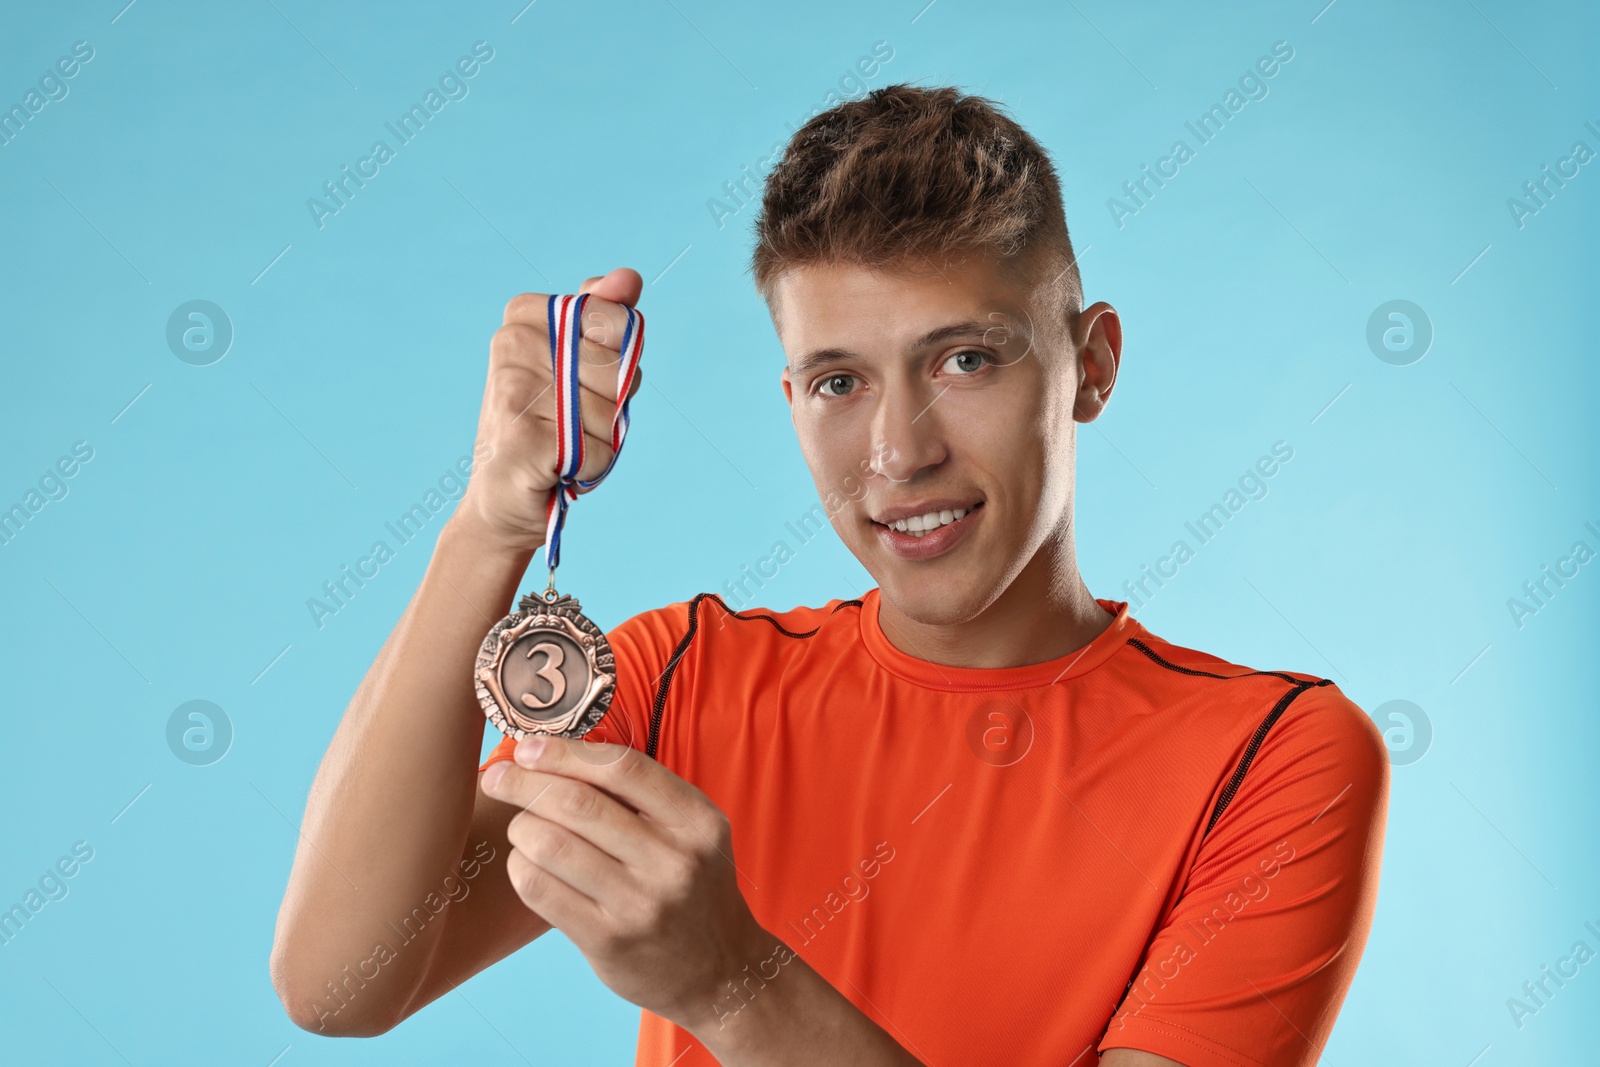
{"left": 816, "top": 374, "right": 857, "bottom": 397}
{"left": 942, "top": 349, "right": 993, "bottom": 375}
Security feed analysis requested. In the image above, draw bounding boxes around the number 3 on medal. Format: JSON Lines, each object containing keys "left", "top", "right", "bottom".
{"left": 519, "top": 641, "right": 566, "bottom": 711}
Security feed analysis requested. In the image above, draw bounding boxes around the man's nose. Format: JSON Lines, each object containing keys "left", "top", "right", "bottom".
{"left": 868, "top": 379, "right": 948, "bottom": 483}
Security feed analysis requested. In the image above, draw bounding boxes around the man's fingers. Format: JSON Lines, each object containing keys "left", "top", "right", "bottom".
{"left": 498, "top": 355, "right": 626, "bottom": 431}
{"left": 506, "top": 808, "right": 629, "bottom": 903}
{"left": 504, "top": 847, "right": 605, "bottom": 933}
{"left": 573, "top": 334, "right": 641, "bottom": 417}
{"left": 503, "top": 288, "right": 641, "bottom": 357}
{"left": 495, "top": 307, "right": 641, "bottom": 437}
{"left": 520, "top": 409, "right": 627, "bottom": 490}
{"left": 511, "top": 737, "right": 709, "bottom": 831}
{"left": 482, "top": 762, "right": 668, "bottom": 867}
{"left": 493, "top": 350, "right": 634, "bottom": 485}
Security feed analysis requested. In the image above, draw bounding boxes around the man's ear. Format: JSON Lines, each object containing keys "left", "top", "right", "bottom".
{"left": 1072, "top": 301, "right": 1122, "bottom": 424}
{"left": 780, "top": 366, "right": 794, "bottom": 407}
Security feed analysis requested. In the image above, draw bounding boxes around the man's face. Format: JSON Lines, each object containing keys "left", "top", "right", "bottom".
{"left": 775, "top": 253, "right": 1104, "bottom": 625}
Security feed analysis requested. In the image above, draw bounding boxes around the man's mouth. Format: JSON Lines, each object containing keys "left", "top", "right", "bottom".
{"left": 871, "top": 500, "right": 984, "bottom": 538}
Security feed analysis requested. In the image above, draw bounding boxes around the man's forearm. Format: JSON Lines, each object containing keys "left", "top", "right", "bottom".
{"left": 270, "top": 507, "right": 533, "bottom": 1032}
{"left": 687, "top": 931, "right": 924, "bottom": 1066}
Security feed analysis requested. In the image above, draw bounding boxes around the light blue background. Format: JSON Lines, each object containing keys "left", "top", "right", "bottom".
{"left": 1, "top": 1, "right": 1595, "bottom": 1063}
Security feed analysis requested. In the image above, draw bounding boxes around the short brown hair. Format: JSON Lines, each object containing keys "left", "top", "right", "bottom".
{"left": 750, "top": 83, "right": 1082, "bottom": 328}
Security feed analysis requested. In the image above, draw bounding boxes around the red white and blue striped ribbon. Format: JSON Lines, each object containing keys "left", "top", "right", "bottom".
{"left": 542, "top": 292, "right": 644, "bottom": 573}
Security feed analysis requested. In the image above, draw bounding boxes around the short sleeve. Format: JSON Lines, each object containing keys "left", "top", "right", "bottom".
{"left": 1097, "top": 682, "right": 1391, "bottom": 1067}
{"left": 478, "top": 601, "right": 692, "bottom": 772}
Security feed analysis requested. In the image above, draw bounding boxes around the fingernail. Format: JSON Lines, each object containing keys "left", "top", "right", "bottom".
{"left": 515, "top": 737, "right": 547, "bottom": 766}
{"left": 481, "top": 761, "right": 509, "bottom": 791}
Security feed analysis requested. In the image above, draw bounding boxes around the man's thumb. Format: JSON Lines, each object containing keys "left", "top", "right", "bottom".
{"left": 577, "top": 267, "right": 644, "bottom": 307}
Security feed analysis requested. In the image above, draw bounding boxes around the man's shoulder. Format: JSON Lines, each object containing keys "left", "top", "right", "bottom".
{"left": 1121, "top": 621, "right": 1339, "bottom": 699}
{"left": 1123, "top": 622, "right": 1385, "bottom": 770}
{"left": 1121, "top": 622, "right": 1315, "bottom": 686}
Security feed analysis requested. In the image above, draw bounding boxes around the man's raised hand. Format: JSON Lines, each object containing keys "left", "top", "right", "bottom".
{"left": 457, "top": 267, "right": 646, "bottom": 556}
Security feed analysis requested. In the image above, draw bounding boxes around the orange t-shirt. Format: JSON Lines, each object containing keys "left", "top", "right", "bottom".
{"left": 481, "top": 588, "right": 1389, "bottom": 1066}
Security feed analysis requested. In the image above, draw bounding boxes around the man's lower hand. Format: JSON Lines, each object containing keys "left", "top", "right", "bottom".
{"left": 480, "top": 735, "right": 769, "bottom": 1032}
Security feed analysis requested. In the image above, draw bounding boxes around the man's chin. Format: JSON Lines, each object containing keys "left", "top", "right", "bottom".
{"left": 872, "top": 565, "right": 1000, "bottom": 628}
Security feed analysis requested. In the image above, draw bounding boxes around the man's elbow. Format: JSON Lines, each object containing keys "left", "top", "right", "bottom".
{"left": 270, "top": 942, "right": 403, "bottom": 1038}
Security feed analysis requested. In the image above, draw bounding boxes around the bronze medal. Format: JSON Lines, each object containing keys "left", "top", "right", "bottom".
{"left": 475, "top": 292, "right": 642, "bottom": 742}
{"left": 475, "top": 588, "right": 615, "bottom": 740}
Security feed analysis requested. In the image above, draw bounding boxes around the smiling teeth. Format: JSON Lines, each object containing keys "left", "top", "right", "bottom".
{"left": 892, "top": 507, "right": 968, "bottom": 536}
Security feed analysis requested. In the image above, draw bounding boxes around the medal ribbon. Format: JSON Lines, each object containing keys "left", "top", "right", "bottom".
{"left": 542, "top": 292, "right": 644, "bottom": 575}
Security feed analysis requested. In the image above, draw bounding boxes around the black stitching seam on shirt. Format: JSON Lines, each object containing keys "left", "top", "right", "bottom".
{"left": 1127, "top": 636, "right": 1311, "bottom": 686}
{"left": 645, "top": 593, "right": 863, "bottom": 760}
{"left": 1125, "top": 636, "right": 1333, "bottom": 835}
{"left": 1205, "top": 680, "right": 1327, "bottom": 835}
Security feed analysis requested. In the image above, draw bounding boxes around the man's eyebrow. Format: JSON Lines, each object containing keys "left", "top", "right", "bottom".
{"left": 789, "top": 320, "right": 994, "bottom": 377}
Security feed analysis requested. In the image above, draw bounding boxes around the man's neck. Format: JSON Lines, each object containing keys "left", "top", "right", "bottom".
{"left": 874, "top": 533, "right": 1116, "bottom": 671}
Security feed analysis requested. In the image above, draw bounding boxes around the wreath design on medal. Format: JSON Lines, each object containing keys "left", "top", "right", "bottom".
{"left": 474, "top": 594, "right": 615, "bottom": 740}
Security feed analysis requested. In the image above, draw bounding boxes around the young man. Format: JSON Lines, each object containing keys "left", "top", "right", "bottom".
{"left": 270, "top": 85, "right": 1389, "bottom": 1066}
